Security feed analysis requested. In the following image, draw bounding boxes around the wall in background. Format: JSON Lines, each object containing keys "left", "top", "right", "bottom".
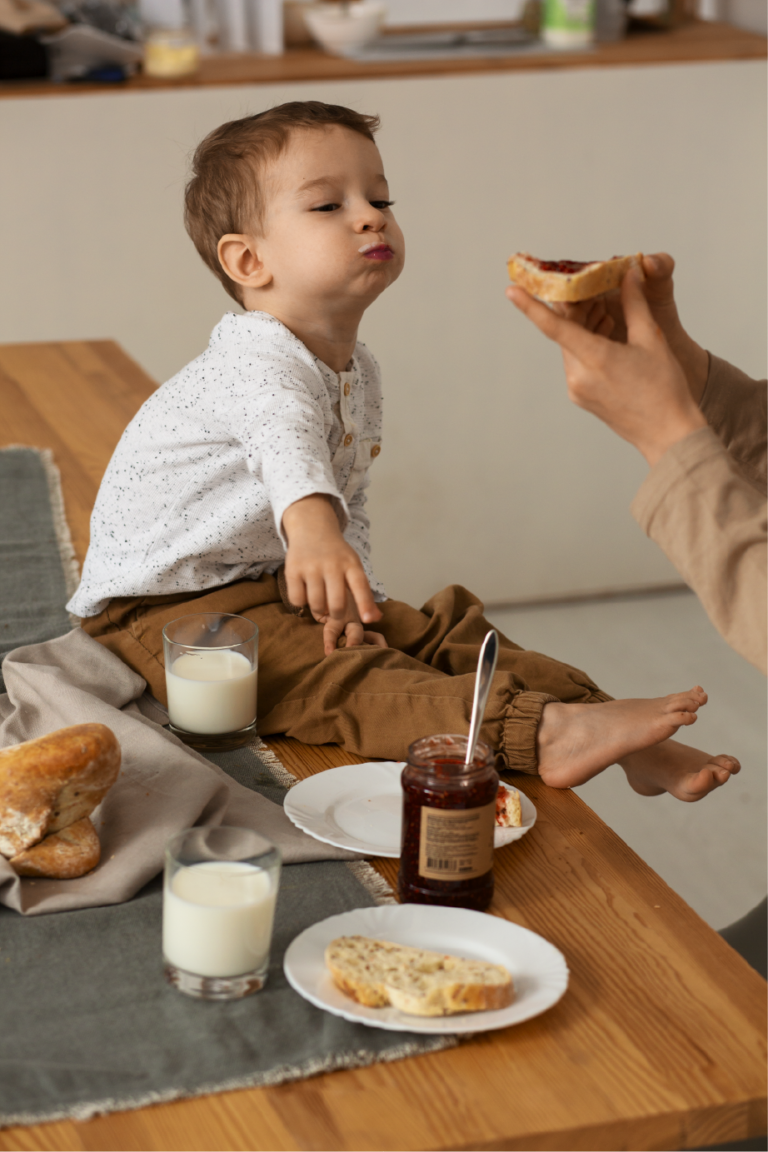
{"left": 1, "top": 61, "right": 765, "bottom": 606}
{"left": 726, "top": 0, "right": 767, "bottom": 33}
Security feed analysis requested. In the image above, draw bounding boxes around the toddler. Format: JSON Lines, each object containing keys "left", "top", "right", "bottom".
{"left": 68, "top": 101, "right": 739, "bottom": 801}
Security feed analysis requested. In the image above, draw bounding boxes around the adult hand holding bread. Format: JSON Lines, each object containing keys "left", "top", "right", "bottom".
{"left": 550, "top": 253, "right": 711, "bottom": 406}
{"left": 507, "top": 263, "right": 708, "bottom": 467}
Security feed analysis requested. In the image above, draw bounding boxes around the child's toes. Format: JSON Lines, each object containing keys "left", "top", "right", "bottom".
{"left": 666, "top": 689, "right": 704, "bottom": 715}
{"left": 709, "top": 753, "right": 740, "bottom": 776}
{"left": 670, "top": 709, "right": 698, "bottom": 727}
{"left": 682, "top": 759, "right": 738, "bottom": 801}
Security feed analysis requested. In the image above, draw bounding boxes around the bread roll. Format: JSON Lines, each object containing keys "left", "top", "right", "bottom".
{"left": 325, "top": 936, "right": 513, "bottom": 1016}
{"left": 507, "top": 252, "right": 643, "bottom": 303}
{"left": 0, "top": 724, "right": 120, "bottom": 857}
{"left": 10, "top": 816, "right": 101, "bottom": 879}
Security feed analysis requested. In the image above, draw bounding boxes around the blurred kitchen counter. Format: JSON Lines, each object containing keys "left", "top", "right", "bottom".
{"left": 0, "top": 18, "right": 764, "bottom": 97}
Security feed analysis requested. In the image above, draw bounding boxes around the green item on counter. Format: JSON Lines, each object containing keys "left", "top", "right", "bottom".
{"left": 542, "top": 0, "right": 595, "bottom": 46}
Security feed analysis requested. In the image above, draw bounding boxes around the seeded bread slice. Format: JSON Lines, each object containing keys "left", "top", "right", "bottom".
{"left": 325, "top": 935, "right": 513, "bottom": 1016}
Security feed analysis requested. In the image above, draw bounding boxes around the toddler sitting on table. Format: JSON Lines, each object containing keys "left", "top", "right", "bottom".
{"left": 66, "top": 100, "right": 739, "bottom": 802}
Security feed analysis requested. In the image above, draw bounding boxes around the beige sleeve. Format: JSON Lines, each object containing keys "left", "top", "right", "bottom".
{"left": 632, "top": 427, "right": 767, "bottom": 674}
{"left": 700, "top": 354, "right": 767, "bottom": 492}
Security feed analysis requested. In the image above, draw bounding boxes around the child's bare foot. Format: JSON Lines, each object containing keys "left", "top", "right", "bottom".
{"left": 620, "top": 739, "right": 740, "bottom": 802}
{"left": 536, "top": 687, "right": 707, "bottom": 788}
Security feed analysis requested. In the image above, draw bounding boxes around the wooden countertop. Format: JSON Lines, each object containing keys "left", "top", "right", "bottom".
{"left": 0, "top": 338, "right": 766, "bottom": 1152}
{"left": 1, "top": 19, "right": 765, "bottom": 100}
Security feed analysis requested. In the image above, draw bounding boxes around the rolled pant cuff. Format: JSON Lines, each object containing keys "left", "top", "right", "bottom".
{"left": 502, "top": 692, "right": 559, "bottom": 775}
{"left": 501, "top": 687, "right": 614, "bottom": 774}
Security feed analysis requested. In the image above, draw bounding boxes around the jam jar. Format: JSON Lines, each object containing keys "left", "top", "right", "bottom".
{"left": 397, "top": 734, "right": 498, "bottom": 911}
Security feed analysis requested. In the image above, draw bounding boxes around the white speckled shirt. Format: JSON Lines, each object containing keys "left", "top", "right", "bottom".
{"left": 67, "top": 310, "right": 386, "bottom": 618}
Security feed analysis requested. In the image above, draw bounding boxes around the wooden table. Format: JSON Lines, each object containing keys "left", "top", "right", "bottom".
{"left": 0, "top": 340, "right": 765, "bottom": 1152}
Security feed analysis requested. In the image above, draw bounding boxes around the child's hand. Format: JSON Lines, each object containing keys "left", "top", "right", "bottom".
{"left": 550, "top": 254, "right": 709, "bottom": 404}
{"left": 313, "top": 587, "right": 388, "bottom": 654}
{"left": 282, "top": 494, "right": 384, "bottom": 656}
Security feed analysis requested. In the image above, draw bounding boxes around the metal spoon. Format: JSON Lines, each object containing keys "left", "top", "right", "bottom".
{"left": 465, "top": 629, "right": 499, "bottom": 767}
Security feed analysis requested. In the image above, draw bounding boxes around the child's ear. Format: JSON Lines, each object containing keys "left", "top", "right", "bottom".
{"left": 217, "top": 234, "right": 272, "bottom": 290}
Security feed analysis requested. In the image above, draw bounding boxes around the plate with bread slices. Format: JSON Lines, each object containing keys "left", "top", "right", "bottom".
{"left": 283, "top": 903, "right": 569, "bottom": 1034}
{"left": 283, "top": 763, "right": 536, "bottom": 857}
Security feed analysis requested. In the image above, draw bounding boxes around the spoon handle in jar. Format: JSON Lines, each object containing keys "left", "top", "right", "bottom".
{"left": 465, "top": 629, "right": 499, "bottom": 767}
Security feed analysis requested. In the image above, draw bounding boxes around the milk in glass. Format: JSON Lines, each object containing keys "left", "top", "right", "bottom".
{"left": 166, "top": 649, "right": 257, "bottom": 733}
{"left": 163, "top": 861, "right": 277, "bottom": 977}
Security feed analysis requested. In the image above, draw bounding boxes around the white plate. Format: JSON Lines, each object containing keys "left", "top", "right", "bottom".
{"left": 284, "top": 762, "right": 537, "bottom": 857}
{"left": 283, "top": 903, "right": 569, "bottom": 1034}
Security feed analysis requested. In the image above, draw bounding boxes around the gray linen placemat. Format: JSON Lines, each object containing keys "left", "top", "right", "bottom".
{"left": 0, "top": 447, "right": 78, "bottom": 691}
{"left": 0, "top": 445, "right": 457, "bottom": 1125}
{"left": 0, "top": 748, "right": 454, "bottom": 1129}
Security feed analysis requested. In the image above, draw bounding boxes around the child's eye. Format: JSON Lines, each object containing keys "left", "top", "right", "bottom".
{"left": 312, "top": 203, "right": 340, "bottom": 212}
{"left": 371, "top": 200, "right": 394, "bottom": 209}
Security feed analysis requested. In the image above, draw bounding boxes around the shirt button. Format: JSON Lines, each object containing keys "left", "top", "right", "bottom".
{"left": 344, "top": 433, "right": 354, "bottom": 447}
{"left": 370, "top": 444, "right": 381, "bottom": 458}
{"left": 343, "top": 381, "right": 351, "bottom": 396}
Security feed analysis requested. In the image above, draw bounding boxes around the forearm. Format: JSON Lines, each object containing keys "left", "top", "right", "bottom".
{"left": 699, "top": 354, "right": 767, "bottom": 491}
{"left": 666, "top": 330, "right": 709, "bottom": 407}
{"left": 245, "top": 378, "right": 348, "bottom": 545}
{"left": 632, "top": 428, "right": 767, "bottom": 674}
{"left": 282, "top": 492, "right": 344, "bottom": 547}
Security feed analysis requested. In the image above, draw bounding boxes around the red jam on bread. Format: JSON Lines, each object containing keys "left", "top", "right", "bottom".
{"left": 507, "top": 252, "right": 643, "bottom": 303}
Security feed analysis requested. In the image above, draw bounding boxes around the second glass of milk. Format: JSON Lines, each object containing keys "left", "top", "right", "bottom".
{"left": 162, "top": 613, "right": 258, "bottom": 751}
{"left": 163, "top": 826, "right": 281, "bottom": 999}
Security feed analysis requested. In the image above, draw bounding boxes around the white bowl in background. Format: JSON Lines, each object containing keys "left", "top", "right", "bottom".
{"left": 304, "top": 2, "right": 387, "bottom": 57}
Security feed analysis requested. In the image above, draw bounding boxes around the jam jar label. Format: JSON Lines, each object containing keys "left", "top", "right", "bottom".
{"left": 418, "top": 803, "right": 495, "bottom": 881}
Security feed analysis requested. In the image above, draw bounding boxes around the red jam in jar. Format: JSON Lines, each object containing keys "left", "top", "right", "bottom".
{"left": 397, "top": 734, "right": 498, "bottom": 911}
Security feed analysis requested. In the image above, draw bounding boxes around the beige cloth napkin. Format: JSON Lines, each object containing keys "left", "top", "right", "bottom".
{"left": 0, "top": 629, "right": 358, "bottom": 915}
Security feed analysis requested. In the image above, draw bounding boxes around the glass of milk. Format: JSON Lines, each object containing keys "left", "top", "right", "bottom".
{"left": 162, "top": 613, "right": 258, "bottom": 751}
{"left": 163, "top": 826, "right": 281, "bottom": 999}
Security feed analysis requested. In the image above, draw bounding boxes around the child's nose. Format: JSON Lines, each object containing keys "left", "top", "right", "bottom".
{"left": 357, "top": 204, "right": 386, "bottom": 232}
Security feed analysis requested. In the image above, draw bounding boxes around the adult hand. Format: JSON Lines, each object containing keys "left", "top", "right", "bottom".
{"left": 552, "top": 253, "right": 709, "bottom": 403}
{"left": 507, "top": 266, "right": 707, "bottom": 467}
{"left": 282, "top": 493, "right": 384, "bottom": 655}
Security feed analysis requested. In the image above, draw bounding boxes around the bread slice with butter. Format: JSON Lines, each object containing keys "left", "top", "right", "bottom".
{"left": 325, "top": 935, "right": 513, "bottom": 1016}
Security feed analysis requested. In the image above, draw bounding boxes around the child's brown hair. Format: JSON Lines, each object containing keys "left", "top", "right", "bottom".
{"left": 184, "top": 101, "right": 381, "bottom": 304}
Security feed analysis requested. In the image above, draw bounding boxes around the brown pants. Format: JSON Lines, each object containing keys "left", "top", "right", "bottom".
{"left": 82, "top": 576, "right": 610, "bottom": 772}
